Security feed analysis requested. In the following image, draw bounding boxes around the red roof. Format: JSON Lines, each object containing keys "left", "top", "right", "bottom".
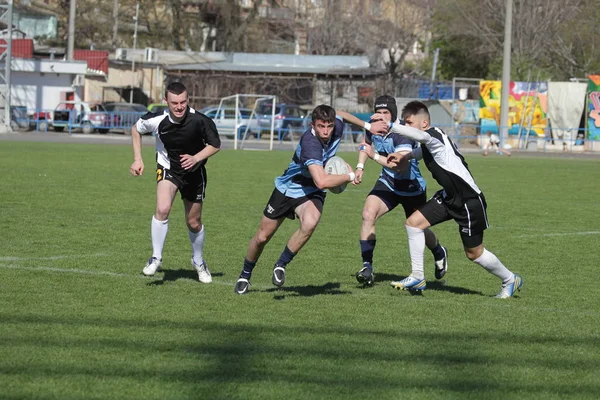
{"left": 0, "top": 39, "right": 34, "bottom": 58}
{"left": 74, "top": 49, "right": 109, "bottom": 74}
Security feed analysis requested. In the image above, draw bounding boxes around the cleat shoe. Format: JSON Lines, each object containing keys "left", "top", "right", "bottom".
{"left": 234, "top": 278, "right": 250, "bottom": 295}
{"left": 192, "top": 258, "right": 212, "bottom": 283}
{"left": 356, "top": 264, "right": 375, "bottom": 286}
{"left": 434, "top": 247, "right": 448, "bottom": 280}
{"left": 391, "top": 276, "right": 426, "bottom": 291}
{"left": 142, "top": 257, "right": 162, "bottom": 276}
{"left": 272, "top": 264, "right": 286, "bottom": 287}
{"left": 495, "top": 274, "right": 523, "bottom": 298}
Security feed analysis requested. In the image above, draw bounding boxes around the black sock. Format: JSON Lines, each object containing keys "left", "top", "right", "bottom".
{"left": 240, "top": 258, "right": 256, "bottom": 279}
{"left": 276, "top": 246, "right": 296, "bottom": 268}
{"left": 359, "top": 239, "right": 376, "bottom": 265}
{"left": 431, "top": 242, "right": 446, "bottom": 261}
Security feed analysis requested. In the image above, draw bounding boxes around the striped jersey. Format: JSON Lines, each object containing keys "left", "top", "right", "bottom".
{"left": 365, "top": 127, "right": 426, "bottom": 196}
{"left": 419, "top": 127, "right": 482, "bottom": 208}
{"left": 274, "top": 116, "right": 344, "bottom": 198}
{"left": 136, "top": 107, "right": 220, "bottom": 175}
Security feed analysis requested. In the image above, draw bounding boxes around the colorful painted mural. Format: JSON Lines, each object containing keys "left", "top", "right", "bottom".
{"left": 587, "top": 75, "right": 600, "bottom": 140}
{"left": 479, "top": 81, "right": 547, "bottom": 136}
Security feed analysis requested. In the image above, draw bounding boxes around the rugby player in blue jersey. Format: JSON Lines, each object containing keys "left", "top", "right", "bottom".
{"left": 353, "top": 96, "right": 448, "bottom": 287}
{"left": 234, "top": 104, "right": 376, "bottom": 295}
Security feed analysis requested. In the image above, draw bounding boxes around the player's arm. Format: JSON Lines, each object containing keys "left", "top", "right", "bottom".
{"left": 181, "top": 117, "right": 222, "bottom": 170}
{"left": 130, "top": 123, "right": 144, "bottom": 176}
{"left": 389, "top": 121, "right": 432, "bottom": 144}
{"left": 336, "top": 109, "right": 389, "bottom": 136}
{"left": 360, "top": 143, "right": 409, "bottom": 169}
{"left": 388, "top": 147, "right": 422, "bottom": 172}
{"left": 307, "top": 163, "right": 355, "bottom": 190}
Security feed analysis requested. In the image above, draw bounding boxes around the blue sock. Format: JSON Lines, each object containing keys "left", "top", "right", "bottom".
{"left": 360, "top": 239, "right": 376, "bottom": 266}
{"left": 276, "top": 246, "right": 296, "bottom": 268}
{"left": 240, "top": 258, "right": 256, "bottom": 279}
{"left": 431, "top": 242, "right": 446, "bottom": 261}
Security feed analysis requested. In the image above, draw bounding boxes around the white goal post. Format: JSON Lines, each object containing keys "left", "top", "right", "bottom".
{"left": 216, "top": 94, "right": 277, "bottom": 150}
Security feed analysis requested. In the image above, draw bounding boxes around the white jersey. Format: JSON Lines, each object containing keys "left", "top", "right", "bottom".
{"left": 136, "top": 107, "right": 220, "bottom": 175}
{"left": 391, "top": 124, "right": 482, "bottom": 208}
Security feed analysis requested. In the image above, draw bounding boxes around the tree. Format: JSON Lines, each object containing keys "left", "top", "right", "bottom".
{"left": 433, "top": 0, "right": 596, "bottom": 80}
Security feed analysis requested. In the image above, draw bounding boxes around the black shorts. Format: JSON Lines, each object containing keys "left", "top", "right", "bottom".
{"left": 419, "top": 190, "right": 489, "bottom": 248}
{"left": 368, "top": 180, "right": 427, "bottom": 218}
{"left": 263, "top": 188, "right": 326, "bottom": 220}
{"left": 156, "top": 164, "right": 207, "bottom": 203}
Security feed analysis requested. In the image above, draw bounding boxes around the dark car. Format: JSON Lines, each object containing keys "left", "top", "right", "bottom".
{"left": 256, "top": 103, "right": 307, "bottom": 140}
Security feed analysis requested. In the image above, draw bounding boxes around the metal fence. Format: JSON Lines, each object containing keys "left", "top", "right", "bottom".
{"left": 13, "top": 109, "right": 147, "bottom": 134}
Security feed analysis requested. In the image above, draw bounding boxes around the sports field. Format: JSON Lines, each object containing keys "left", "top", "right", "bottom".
{"left": 1, "top": 141, "right": 599, "bottom": 400}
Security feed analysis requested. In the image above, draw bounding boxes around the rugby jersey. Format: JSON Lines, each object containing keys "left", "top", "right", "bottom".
{"left": 136, "top": 107, "right": 220, "bottom": 175}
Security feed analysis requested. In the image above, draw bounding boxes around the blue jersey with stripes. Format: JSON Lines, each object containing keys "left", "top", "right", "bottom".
{"left": 365, "top": 128, "right": 426, "bottom": 196}
{"left": 274, "top": 116, "right": 344, "bottom": 198}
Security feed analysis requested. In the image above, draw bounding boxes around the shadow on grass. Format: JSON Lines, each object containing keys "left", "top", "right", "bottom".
{"left": 426, "top": 280, "right": 485, "bottom": 296}
{"left": 147, "top": 269, "right": 224, "bottom": 286}
{"left": 3, "top": 313, "right": 599, "bottom": 398}
{"left": 264, "top": 281, "right": 351, "bottom": 298}
{"left": 364, "top": 273, "right": 485, "bottom": 296}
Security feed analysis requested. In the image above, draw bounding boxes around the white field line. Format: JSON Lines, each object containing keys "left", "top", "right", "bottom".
{"left": 512, "top": 231, "right": 600, "bottom": 239}
{"left": 2, "top": 262, "right": 599, "bottom": 317}
{"left": 0, "top": 253, "right": 108, "bottom": 262}
{"left": 0, "top": 262, "right": 249, "bottom": 289}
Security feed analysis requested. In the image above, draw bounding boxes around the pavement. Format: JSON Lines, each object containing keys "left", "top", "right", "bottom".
{"left": 2, "top": 130, "right": 600, "bottom": 158}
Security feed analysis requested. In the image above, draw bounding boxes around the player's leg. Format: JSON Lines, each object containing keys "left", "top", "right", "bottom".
{"left": 357, "top": 192, "right": 393, "bottom": 286}
{"left": 391, "top": 192, "right": 450, "bottom": 291}
{"left": 183, "top": 200, "right": 212, "bottom": 283}
{"left": 401, "top": 193, "right": 448, "bottom": 279}
{"left": 271, "top": 193, "right": 324, "bottom": 287}
{"left": 483, "top": 142, "right": 490, "bottom": 156}
{"left": 459, "top": 198, "right": 522, "bottom": 298}
{"left": 181, "top": 167, "right": 212, "bottom": 283}
{"left": 143, "top": 176, "right": 178, "bottom": 276}
{"left": 235, "top": 189, "right": 287, "bottom": 294}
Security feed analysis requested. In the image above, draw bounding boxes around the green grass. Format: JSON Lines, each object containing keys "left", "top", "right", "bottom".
{"left": 1, "top": 141, "right": 599, "bottom": 400}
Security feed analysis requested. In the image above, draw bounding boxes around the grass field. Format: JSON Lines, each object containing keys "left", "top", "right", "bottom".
{"left": 1, "top": 140, "right": 599, "bottom": 400}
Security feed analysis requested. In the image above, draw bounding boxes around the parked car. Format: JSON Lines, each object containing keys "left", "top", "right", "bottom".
{"left": 51, "top": 101, "right": 110, "bottom": 134}
{"left": 103, "top": 102, "right": 148, "bottom": 133}
{"left": 148, "top": 103, "right": 168, "bottom": 114}
{"left": 200, "top": 107, "right": 260, "bottom": 139}
{"left": 256, "top": 103, "right": 307, "bottom": 140}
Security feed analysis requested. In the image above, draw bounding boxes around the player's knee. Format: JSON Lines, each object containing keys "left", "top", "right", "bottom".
{"left": 186, "top": 219, "right": 202, "bottom": 232}
{"left": 301, "top": 217, "right": 320, "bottom": 235}
{"left": 405, "top": 215, "right": 419, "bottom": 228}
{"left": 155, "top": 206, "right": 171, "bottom": 220}
{"left": 465, "top": 247, "right": 483, "bottom": 261}
{"left": 362, "top": 208, "right": 377, "bottom": 224}
{"left": 255, "top": 229, "right": 273, "bottom": 245}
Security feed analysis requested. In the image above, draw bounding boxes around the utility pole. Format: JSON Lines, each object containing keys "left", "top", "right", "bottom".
{"left": 499, "top": 0, "right": 513, "bottom": 145}
{"left": 130, "top": 2, "right": 139, "bottom": 104}
{"left": 0, "top": 0, "right": 14, "bottom": 132}
{"left": 429, "top": 47, "right": 440, "bottom": 99}
{"left": 67, "top": 0, "right": 76, "bottom": 60}
{"left": 112, "top": 0, "right": 119, "bottom": 50}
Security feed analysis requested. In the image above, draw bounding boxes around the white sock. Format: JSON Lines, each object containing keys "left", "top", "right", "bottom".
{"left": 151, "top": 216, "right": 168, "bottom": 260}
{"left": 406, "top": 225, "right": 425, "bottom": 280}
{"left": 473, "top": 248, "right": 513, "bottom": 284}
{"left": 188, "top": 225, "right": 205, "bottom": 265}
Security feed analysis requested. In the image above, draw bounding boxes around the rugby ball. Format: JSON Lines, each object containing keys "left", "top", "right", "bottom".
{"left": 324, "top": 156, "right": 349, "bottom": 194}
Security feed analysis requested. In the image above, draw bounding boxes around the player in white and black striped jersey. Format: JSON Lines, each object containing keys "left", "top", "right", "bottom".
{"left": 129, "top": 82, "right": 221, "bottom": 283}
{"left": 380, "top": 101, "right": 522, "bottom": 298}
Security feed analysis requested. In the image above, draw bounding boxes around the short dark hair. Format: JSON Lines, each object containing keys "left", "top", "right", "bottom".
{"left": 311, "top": 104, "right": 336, "bottom": 124}
{"left": 401, "top": 101, "right": 430, "bottom": 121}
{"left": 165, "top": 82, "right": 187, "bottom": 99}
